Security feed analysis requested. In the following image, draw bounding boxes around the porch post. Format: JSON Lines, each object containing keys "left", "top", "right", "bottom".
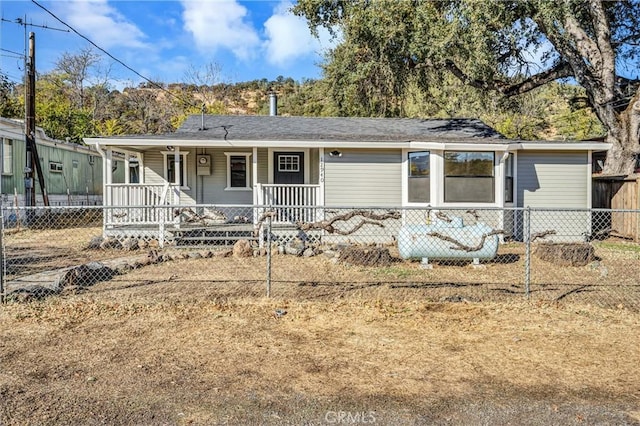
{"left": 318, "top": 148, "right": 325, "bottom": 207}
{"left": 138, "top": 153, "right": 144, "bottom": 183}
{"left": 106, "top": 147, "right": 113, "bottom": 185}
{"left": 173, "top": 147, "right": 180, "bottom": 186}
{"left": 252, "top": 147, "right": 258, "bottom": 188}
{"left": 124, "top": 152, "right": 130, "bottom": 184}
{"left": 318, "top": 148, "right": 325, "bottom": 222}
{"left": 106, "top": 147, "right": 113, "bottom": 207}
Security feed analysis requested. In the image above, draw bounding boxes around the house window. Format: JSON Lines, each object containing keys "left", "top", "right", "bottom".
{"left": 2, "top": 138, "right": 13, "bottom": 175}
{"left": 225, "top": 152, "right": 252, "bottom": 190}
{"left": 505, "top": 153, "right": 514, "bottom": 203}
{"left": 162, "top": 151, "right": 189, "bottom": 188}
{"left": 278, "top": 154, "right": 300, "bottom": 172}
{"left": 49, "top": 161, "right": 63, "bottom": 173}
{"left": 444, "top": 151, "right": 495, "bottom": 203}
{"left": 408, "top": 151, "right": 430, "bottom": 203}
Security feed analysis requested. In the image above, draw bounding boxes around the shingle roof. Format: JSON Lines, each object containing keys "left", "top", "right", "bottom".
{"left": 175, "top": 115, "right": 506, "bottom": 142}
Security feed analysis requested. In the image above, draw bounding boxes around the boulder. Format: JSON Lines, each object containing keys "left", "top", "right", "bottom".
{"left": 121, "top": 238, "right": 139, "bottom": 251}
{"left": 233, "top": 240, "right": 253, "bottom": 257}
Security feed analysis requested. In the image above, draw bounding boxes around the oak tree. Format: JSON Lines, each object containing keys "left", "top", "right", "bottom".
{"left": 294, "top": 0, "right": 640, "bottom": 174}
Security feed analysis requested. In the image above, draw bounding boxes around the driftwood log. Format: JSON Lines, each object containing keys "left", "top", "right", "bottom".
{"left": 297, "top": 210, "right": 401, "bottom": 235}
{"left": 426, "top": 229, "right": 504, "bottom": 252}
{"left": 253, "top": 210, "right": 277, "bottom": 237}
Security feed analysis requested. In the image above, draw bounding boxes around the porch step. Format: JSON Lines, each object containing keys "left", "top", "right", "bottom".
{"left": 174, "top": 229, "right": 257, "bottom": 247}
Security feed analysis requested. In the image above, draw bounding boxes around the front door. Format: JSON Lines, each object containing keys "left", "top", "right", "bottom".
{"left": 273, "top": 152, "right": 304, "bottom": 184}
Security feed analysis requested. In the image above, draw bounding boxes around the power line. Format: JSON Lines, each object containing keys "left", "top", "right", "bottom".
{"left": 30, "top": 0, "right": 197, "bottom": 108}
{"left": 1, "top": 17, "right": 68, "bottom": 32}
{"left": 0, "top": 47, "right": 24, "bottom": 58}
{"left": 0, "top": 70, "right": 23, "bottom": 83}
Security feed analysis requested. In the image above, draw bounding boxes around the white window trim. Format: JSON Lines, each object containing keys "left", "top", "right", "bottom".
{"left": 49, "top": 161, "right": 64, "bottom": 173}
{"left": 225, "top": 152, "right": 252, "bottom": 191}
{"left": 278, "top": 154, "right": 301, "bottom": 172}
{"left": 161, "top": 150, "right": 190, "bottom": 190}
{"left": 2, "top": 138, "right": 13, "bottom": 176}
{"left": 402, "top": 149, "right": 432, "bottom": 207}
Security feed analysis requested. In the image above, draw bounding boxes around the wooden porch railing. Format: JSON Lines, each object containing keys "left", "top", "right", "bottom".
{"left": 256, "top": 184, "right": 321, "bottom": 223}
{"left": 105, "top": 183, "right": 179, "bottom": 226}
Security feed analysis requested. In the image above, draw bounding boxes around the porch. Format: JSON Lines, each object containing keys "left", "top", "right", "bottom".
{"left": 102, "top": 183, "right": 322, "bottom": 243}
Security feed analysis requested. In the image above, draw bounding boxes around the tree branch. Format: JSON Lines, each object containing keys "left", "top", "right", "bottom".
{"left": 443, "top": 60, "right": 574, "bottom": 97}
{"left": 297, "top": 209, "right": 401, "bottom": 234}
{"left": 426, "top": 230, "right": 504, "bottom": 252}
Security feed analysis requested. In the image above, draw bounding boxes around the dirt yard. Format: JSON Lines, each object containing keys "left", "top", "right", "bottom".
{"left": 1, "top": 266, "right": 639, "bottom": 425}
{"left": 1, "top": 227, "right": 640, "bottom": 424}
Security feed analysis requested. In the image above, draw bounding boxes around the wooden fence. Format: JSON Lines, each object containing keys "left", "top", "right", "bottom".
{"left": 592, "top": 174, "right": 640, "bottom": 241}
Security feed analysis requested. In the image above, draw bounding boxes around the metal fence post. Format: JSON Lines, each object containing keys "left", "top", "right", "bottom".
{"left": 266, "top": 208, "right": 272, "bottom": 298}
{"left": 0, "top": 212, "right": 4, "bottom": 304}
{"left": 524, "top": 206, "right": 531, "bottom": 299}
{"left": 158, "top": 206, "right": 165, "bottom": 249}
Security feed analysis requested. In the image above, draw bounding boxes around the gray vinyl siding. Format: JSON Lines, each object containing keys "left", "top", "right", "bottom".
{"left": 144, "top": 148, "right": 253, "bottom": 205}
{"left": 143, "top": 151, "right": 165, "bottom": 186}
{"left": 324, "top": 149, "right": 401, "bottom": 207}
{"left": 516, "top": 151, "right": 590, "bottom": 242}
{"left": 310, "top": 149, "right": 319, "bottom": 183}
{"left": 257, "top": 148, "right": 268, "bottom": 183}
{"left": 517, "top": 151, "right": 588, "bottom": 208}
{"left": 202, "top": 148, "right": 253, "bottom": 204}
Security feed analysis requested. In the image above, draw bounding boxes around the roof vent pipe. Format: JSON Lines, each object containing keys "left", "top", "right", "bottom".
{"left": 199, "top": 103, "right": 206, "bottom": 130}
{"left": 269, "top": 92, "right": 277, "bottom": 116}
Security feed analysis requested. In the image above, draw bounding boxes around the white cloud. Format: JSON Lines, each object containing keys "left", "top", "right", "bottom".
{"left": 181, "top": 0, "right": 260, "bottom": 60}
{"left": 56, "top": 0, "right": 149, "bottom": 49}
{"left": 262, "top": 1, "right": 334, "bottom": 67}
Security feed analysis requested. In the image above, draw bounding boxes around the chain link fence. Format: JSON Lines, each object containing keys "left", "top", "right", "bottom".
{"left": 1, "top": 205, "right": 638, "bottom": 309}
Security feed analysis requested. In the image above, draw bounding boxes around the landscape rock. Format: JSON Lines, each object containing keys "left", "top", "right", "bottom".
{"left": 214, "top": 248, "right": 233, "bottom": 258}
{"left": 121, "top": 238, "right": 139, "bottom": 251}
{"left": 86, "top": 236, "right": 103, "bottom": 250}
{"left": 233, "top": 240, "right": 253, "bottom": 257}
{"left": 56, "top": 262, "right": 115, "bottom": 288}
{"left": 100, "top": 237, "right": 122, "bottom": 250}
{"left": 6, "top": 286, "right": 59, "bottom": 302}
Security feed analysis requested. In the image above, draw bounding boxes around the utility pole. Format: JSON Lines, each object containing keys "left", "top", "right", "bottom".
{"left": 24, "top": 32, "right": 36, "bottom": 208}
{"left": 24, "top": 31, "right": 49, "bottom": 208}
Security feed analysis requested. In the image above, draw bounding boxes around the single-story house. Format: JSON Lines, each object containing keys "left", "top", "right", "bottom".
{"left": 84, "top": 111, "right": 610, "bottom": 244}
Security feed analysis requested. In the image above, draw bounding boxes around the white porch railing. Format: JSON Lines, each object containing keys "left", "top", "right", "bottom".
{"left": 256, "top": 184, "right": 321, "bottom": 223}
{"left": 105, "top": 183, "right": 179, "bottom": 226}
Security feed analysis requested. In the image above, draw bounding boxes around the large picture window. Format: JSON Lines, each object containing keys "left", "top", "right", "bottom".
{"left": 225, "top": 152, "right": 252, "bottom": 190}
{"left": 407, "top": 151, "right": 430, "bottom": 203}
{"left": 444, "top": 151, "right": 495, "bottom": 203}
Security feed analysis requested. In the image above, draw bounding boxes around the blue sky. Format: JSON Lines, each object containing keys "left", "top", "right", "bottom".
{"left": 0, "top": 0, "right": 335, "bottom": 88}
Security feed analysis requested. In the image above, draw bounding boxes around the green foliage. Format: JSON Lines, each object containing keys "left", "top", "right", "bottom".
{"left": 0, "top": 46, "right": 607, "bottom": 145}
{"left": 0, "top": 75, "right": 22, "bottom": 118}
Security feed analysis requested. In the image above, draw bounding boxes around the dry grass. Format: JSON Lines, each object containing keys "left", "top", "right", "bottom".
{"left": 1, "top": 272, "right": 640, "bottom": 424}
{"left": 2, "top": 228, "right": 640, "bottom": 423}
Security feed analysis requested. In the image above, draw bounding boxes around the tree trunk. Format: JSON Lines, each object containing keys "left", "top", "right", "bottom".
{"left": 600, "top": 88, "right": 640, "bottom": 176}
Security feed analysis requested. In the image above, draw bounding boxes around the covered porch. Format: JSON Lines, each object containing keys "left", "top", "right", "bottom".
{"left": 97, "top": 145, "right": 325, "bottom": 233}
